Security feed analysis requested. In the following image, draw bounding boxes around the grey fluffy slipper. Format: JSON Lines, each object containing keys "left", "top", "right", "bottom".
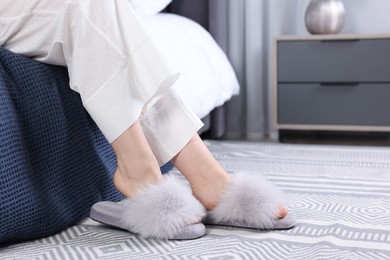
{"left": 203, "top": 173, "right": 296, "bottom": 230}
{"left": 90, "top": 176, "right": 206, "bottom": 240}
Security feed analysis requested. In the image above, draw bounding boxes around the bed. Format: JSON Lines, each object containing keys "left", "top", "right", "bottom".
{"left": 0, "top": 0, "right": 238, "bottom": 243}
{"left": 140, "top": 13, "right": 239, "bottom": 120}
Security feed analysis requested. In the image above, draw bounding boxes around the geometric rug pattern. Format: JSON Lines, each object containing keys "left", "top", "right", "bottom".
{"left": 1, "top": 140, "right": 390, "bottom": 259}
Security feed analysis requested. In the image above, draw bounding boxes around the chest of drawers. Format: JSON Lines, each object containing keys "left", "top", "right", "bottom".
{"left": 273, "top": 34, "right": 390, "bottom": 135}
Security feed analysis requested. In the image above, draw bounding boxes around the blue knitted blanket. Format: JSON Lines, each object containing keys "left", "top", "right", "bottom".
{"left": 0, "top": 48, "right": 126, "bottom": 243}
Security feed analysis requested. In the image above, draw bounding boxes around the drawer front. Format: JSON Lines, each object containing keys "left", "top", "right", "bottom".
{"left": 278, "top": 39, "right": 390, "bottom": 82}
{"left": 278, "top": 83, "right": 390, "bottom": 126}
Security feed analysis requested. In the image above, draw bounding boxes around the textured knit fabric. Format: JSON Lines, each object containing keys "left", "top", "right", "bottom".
{"left": 0, "top": 48, "right": 127, "bottom": 243}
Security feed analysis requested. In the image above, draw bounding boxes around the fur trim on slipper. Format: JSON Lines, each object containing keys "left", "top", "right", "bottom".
{"left": 119, "top": 175, "right": 206, "bottom": 239}
{"left": 207, "top": 173, "right": 289, "bottom": 230}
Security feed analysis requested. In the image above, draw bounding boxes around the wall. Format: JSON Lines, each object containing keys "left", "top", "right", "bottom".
{"left": 268, "top": 0, "right": 390, "bottom": 36}
{"left": 343, "top": 0, "right": 390, "bottom": 34}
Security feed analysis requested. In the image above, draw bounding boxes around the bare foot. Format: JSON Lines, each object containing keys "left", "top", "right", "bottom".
{"left": 190, "top": 172, "right": 289, "bottom": 221}
{"left": 171, "top": 135, "right": 289, "bottom": 220}
{"left": 109, "top": 121, "right": 203, "bottom": 230}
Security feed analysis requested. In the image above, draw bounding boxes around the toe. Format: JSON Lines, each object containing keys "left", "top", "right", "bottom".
{"left": 277, "top": 208, "right": 288, "bottom": 219}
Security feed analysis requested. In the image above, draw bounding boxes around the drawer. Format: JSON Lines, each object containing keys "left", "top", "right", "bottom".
{"left": 278, "top": 39, "right": 390, "bottom": 82}
{"left": 278, "top": 83, "right": 390, "bottom": 126}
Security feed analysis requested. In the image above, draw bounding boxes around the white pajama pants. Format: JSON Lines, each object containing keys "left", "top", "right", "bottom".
{"left": 0, "top": 0, "right": 203, "bottom": 165}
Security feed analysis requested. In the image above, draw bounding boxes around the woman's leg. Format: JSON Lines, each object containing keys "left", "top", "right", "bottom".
{"left": 112, "top": 120, "right": 163, "bottom": 197}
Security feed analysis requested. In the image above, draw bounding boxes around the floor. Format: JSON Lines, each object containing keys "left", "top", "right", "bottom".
{"left": 277, "top": 130, "right": 390, "bottom": 147}
{"left": 2, "top": 140, "right": 390, "bottom": 259}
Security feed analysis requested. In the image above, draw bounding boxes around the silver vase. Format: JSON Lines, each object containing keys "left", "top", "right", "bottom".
{"left": 305, "top": 0, "right": 345, "bottom": 34}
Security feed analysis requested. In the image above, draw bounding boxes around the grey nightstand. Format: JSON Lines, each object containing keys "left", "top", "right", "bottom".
{"left": 273, "top": 34, "right": 390, "bottom": 142}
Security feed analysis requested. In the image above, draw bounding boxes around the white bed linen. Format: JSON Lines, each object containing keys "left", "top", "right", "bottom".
{"left": 140, "top": 13, "right": 240, "bottom": 119}
{"left": 128, "top": 0, "right": 172, "bottom": 15}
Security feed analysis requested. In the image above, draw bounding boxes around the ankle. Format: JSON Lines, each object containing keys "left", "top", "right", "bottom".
{"left": 113, "top": 162, "right": 163, "bottom": 197}
{"left": 188, "top": 168, "right": 231, "bottom": 210}
{"left": 110, "top": 120, "right": 164, "bottom": 197}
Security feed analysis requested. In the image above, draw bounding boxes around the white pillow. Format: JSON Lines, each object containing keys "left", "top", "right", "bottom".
{"left": 128, "top": 0, "right": 172, "bottom": 15}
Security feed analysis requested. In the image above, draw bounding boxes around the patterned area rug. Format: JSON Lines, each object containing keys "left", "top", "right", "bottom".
{"left": 2, "top": 140, "right": 390, "bottom": 260}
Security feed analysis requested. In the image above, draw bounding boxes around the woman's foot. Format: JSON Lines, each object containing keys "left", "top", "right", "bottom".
{"left": 185, "top": 166, "right": 288, "bottom": 219}
{"left": 203, "top": 173, "right": 294, "bottom": 230}
{"left": 171, "top": 135, "right": 289, "bottom": 219}
{"left": 110, "top": 121, "right": 204, "bottom": 228}
{"left": 91, "top": 175, "right": 207, "bottom": 239}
